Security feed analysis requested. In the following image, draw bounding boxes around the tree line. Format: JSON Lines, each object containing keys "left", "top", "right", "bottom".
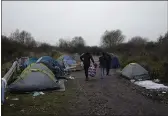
{"left": 2, "top": 28, "right": 168, "bottom": 82}
{"left": 1, "top": 29, "right": 168, "bottom": 63}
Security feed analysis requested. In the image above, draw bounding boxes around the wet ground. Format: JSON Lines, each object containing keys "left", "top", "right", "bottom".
{"left": 68, "top": 69, "right": 168, "bottom": 115}
{"left": 2, "top": 56, "right": 168, "bottom": 116}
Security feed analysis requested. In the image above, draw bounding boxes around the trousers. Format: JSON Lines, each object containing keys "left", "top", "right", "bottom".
{"left": 84, "top": 65, "right": 89, "bottom": 79}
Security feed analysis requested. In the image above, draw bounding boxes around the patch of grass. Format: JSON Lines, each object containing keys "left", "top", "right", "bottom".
{"left": 2, "top": 80, "right": 77, "bottom": 116}
{"left": 1, "top": 62, "right": 13, "bottom": 77}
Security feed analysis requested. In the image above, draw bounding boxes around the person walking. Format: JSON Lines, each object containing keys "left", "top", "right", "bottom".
{"left": 80, "top": 52, "right": 95, "bottom": 81}
{"left": 104, "top": 52, "right": 111, "bottom": 76}
{"left": 99, "top": 52, "right": 106, "bottom": 79}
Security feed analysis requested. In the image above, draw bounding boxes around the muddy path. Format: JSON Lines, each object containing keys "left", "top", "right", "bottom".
{"left": 2, "top": 56, "right": 168, "bottom": 116}
{"left": 68, "top": 68, "right": 168, "bottom": 116}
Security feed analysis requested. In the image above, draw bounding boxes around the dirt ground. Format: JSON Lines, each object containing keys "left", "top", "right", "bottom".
{"left": 2, "top": 57, "right": 168, "bottom": 116}
{"left": 68, "top": 69, "right": 168, "bottom": 116}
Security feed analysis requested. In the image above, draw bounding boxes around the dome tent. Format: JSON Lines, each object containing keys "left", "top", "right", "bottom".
{"left": 36, "top": 56, "right": 65, "bottom": 77}
{"left": 36, "top": 56, "right": 63, "bottom": 68}
{"left": 121, "top": 63, "right": 150, "bottom": 80}
{"left": 110, "top": 56, "right": 120, "bottom": 69}
{"left": 8, "top": 63, "right": 64, "bottom": 92}
{"left": 57, "top": 55, "right": 76, "bottom": 66}
{"left": 57, "top": 54, "right": 84, "bottom": 71}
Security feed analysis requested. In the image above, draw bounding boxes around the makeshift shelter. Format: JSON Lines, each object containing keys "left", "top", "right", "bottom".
{"left": 121, "top": 63, "right": 150, "bottom": 80}
{"left": 8, "top": 63, "right": 64, "bottom": 92}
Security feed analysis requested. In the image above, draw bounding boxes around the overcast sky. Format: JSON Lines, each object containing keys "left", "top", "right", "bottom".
{"left": 2, "top": 1, "right": 168, "bottom": 46}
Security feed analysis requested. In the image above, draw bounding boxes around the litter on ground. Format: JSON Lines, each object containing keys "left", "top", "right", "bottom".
{"left": 131, "top": 80, "right": 136, "bottom": 83}
{"left": 33, "top": 91, "right": 45, "bottom": 97}
{"left": 134, "top": 80, "right": 168, "bottom": 90}
{"left": 39, "top": 92, "right": 45, "bottom": 95}
{"left": 153, "top": 79, "right": 160, "bottom": 83}
{"left": 10, "top": 104, "right": 14, "bottom": 106}
{"left": 20, "top": 109, "right": 25, "bottom": 112}
{"left": 68, "top": 76, "right": 75, "bottom": 80}
{"left": 11, "top": 98, "right": 19, "bottom": 100}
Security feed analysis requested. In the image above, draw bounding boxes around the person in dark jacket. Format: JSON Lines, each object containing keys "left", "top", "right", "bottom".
{"left": 104, "top": 52, "right": 111, "bottom": 76}
{"left": 80, "top": 52, "right": 95, "bottom": 81}
{"left": 99, "top": 53, "right": 106, "bottom": 79}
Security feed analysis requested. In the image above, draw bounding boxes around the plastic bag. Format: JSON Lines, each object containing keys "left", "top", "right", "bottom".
{"left": 88, "top": 65, "right": 96, "bottom": 77}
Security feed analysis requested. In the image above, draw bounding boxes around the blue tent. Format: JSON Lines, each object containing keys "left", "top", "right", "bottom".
{"left": 29, "top": 58, "right": 38, "bottom": 64}
{"left": 36, "top": 56, "right": 63, "bottom": 69}
{"left": 64, "top": 56, "right": 76, "bottom": 65}
{"left": 110, "top": 56, "right": 120, "bottom": 69}
{"left": 57, "top": 55, "right": 76, "bottom": 66}
{"left": 25, "top": 57, "right": 38, "bottom": 66}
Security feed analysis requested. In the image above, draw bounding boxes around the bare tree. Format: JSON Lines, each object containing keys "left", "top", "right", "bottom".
{"left": 10, "top": 29, "right": 20, "bottom": 41}
{"left": 58, "top": 38, "right": 72, "bottom": 52}
{"left": 9, "top": 29, "right": 37, "bottom": 47}
{"left": 71, "top": 36, "right": 85, "bottom": 47}
{"left": 158, "top": 32, "right": 168, "bottom": 43}
{"left": 101, "top": 29, "right": 125, "bottom": 48}
{"left": 128, "top": 36, "right": 148, "bottom": 45}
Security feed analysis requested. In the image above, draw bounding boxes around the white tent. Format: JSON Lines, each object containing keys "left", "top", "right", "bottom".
{"left": 121, "top": 63, "right": 150, "bottom": 80}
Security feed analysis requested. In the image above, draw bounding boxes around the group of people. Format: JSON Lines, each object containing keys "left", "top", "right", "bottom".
{"left": 80, "top": 52, "right": 112, "bottom": 81}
